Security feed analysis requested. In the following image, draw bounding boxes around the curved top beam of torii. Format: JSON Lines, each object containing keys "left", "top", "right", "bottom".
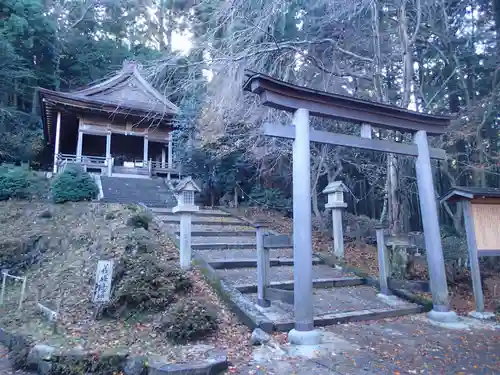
{"left": 242, "top": 71, "right": 451, "bottom": 136}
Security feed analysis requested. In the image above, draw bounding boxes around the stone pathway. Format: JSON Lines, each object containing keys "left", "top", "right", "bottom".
{"left": 151, "top": 207, "right": 421, "bottom": 330}
{"left": 232, "top": 315, "right": 500, "bottom": 374}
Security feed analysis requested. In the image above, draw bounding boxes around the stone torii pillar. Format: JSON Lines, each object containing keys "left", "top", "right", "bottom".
{"left": 288, "top": 108, "right": 321, "bottom": 345}
{"left": 414, "top": 130, "right": 457, "bottom": 323}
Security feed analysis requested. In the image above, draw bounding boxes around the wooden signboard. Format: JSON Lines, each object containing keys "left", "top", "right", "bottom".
{"left": 471, "top": 203, "right": 500, "bottom": 255}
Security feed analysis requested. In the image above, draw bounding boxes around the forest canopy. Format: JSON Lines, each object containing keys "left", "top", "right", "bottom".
{"left": 1, "top": 0, "right": 499, "bottom": 233}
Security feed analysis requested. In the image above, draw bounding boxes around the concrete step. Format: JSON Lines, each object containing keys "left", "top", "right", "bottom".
{"left": 190, "top": 236, "right": 256, "bottom": 245}
{"left": 176, "top": 230, "right": 255, "bottom": 237}
{"left": 192, "top": 243, "right": 256, "bottom": 250}
{"left": 208, "top": 257, "right": 323, "bottom": 269}
{"left": 235, "top": 276, "right": 364, "bottom": 293}
{"left": 150, "top": 208, "right": 230, "bottom": 217}
{"left": 193, "top": 248, "right": 294, "bottom": 260}
{"left": 243, "top": 286, "right": 421, "bottom": 330}
{"left": 216, "top": 264, "right": 349, "bottom": 286}
{"left": 158, "top": 216, "right": 246, "bottom": 226}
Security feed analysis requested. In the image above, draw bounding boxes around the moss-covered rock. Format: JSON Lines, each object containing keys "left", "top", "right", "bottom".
{"left": 159, "top": 298, "right": 218, "bottom": 344}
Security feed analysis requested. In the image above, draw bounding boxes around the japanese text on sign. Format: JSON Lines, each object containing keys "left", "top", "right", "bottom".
{"left": 93, "top": 260, "right": 113, "bottom": 303}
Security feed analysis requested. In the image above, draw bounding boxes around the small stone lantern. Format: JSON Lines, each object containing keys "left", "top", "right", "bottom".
{"left": 323, "top": 181, "right": 347, "bottom": 259}
{"left": 172, "top": 177, "right": 201, "bottom": 270}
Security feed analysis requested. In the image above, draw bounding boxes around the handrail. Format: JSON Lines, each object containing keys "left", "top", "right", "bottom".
{"left": 150, "top": 160, "right": 178, "bottom": 170}
{"left": 58, "top": 154, "right": 109, "bottom": 165}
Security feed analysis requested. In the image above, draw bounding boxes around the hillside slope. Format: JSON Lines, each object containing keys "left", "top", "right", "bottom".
{"left": 0, "top": 201, "right": 249, "bottom": 362}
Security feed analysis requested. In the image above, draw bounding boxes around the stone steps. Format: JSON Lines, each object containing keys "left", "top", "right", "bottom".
{"left": 193, "top": 248, "right": 295, "bottom": 261}
{"left": 149, "top": 203, "right": 423, "bottom": 331}
{"left": 234, "top": 277, "right": 364, "bottom": 293}
{"left": 215, "top": 264, "right": 348, "bottom": 286}
{"left": 192, "top": 242, "right": 256, "bottom": 250}
{"left": 159, "top": 216, "right": 247, "bottom": 226}
{"left": 208, "top": 257, "right": 323, "bottom": 269}
{"left": 150, "top": 208, "right": 230, "bottom": 217}
{"left": 176, "top": 230, "right": 255, "bottom": 237}
{"left": 100, "top": 176, "right": 176, "bottom": 207}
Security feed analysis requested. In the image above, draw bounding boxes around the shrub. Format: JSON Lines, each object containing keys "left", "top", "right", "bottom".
{"left": 39, "top": 210, "right": 52, "bottom": 218}
{"left": 104, "top": 255, "right": 192, "bottom": 318}
{"left": 159, "top": 298, "right": 218, "bottom": 343}
{"left": 51, "top": 166, "right": 98, "bottom": 203}
{"left": 126, "top": 212, "right": 153, "bottom": 230}
{"left": 0, "top": 166, "right": 40, "bottom": 201}
{"left": 125, "top": 228, "right": 157, "bottom": 255}
{"left": 247, "top": 185, "right": 292, "bottom": 212}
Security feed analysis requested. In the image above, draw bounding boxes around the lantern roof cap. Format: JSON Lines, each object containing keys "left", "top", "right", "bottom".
{"left": 174, "top": 177, "right": 201, "bottom": 193}
{"left": 322, "top": 181, "right": 347, "bottom": 194}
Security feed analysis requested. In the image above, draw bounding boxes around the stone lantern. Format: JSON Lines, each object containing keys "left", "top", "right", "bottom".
{"left": 323, "top": 181, "right": 347, "bottom": 259}
{"left": 172, "top": 177, "right": 201, "bottom": 270}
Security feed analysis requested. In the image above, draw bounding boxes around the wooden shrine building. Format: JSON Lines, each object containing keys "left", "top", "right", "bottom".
{"left": 38, "top": 61, "right": 179, "bottom": 178}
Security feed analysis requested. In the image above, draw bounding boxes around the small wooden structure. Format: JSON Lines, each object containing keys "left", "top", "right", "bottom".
{"left": 38, "top": 61, "right": 179, "bottom": 178}
{"left": 440, "top": 186, "right": 500, "bottom": 315}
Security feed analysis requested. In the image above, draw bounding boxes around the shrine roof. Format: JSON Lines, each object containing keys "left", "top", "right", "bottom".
{"left": 439, "top": 186, "right": 500, "bottom": 203}
{"left": 39, "top": 61, "right": 179, "bottom": 142}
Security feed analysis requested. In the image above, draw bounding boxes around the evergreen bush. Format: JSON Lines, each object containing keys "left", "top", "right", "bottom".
{"left": 126, "top": 212, "right": 153, "bottom": 230}
{"left": 0, "top": 165, "right": 40, "bottom": 200}
{"left": 104, "top": 255, "right": 192, "bottom": 318}
{"left": 159, "top": 298, "right": 218, "bottom": 343}
{"left": 51, "top": 166, "right": 98, "bottom": 203}
{"left": 248, "top": 185, "right": 292, "bottom": 212}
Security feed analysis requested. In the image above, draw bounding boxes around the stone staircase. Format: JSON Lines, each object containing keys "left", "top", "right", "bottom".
{"left": 100, "top": 176, "right": 176, "bottom": 207}
{"left": 150, "top": 207, "right": 423, "bottom": 332}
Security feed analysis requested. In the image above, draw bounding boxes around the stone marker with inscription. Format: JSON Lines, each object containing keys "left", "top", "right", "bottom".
{"left": 93, "top": 260, "right": 113, "bottom": 303}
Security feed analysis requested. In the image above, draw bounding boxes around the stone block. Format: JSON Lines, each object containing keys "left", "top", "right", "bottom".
{"left": 250, "top": 328, "right": 271, "bottom": 346}
{"left": 27, "top": 344, "right": 55, "bottom": 370}
{"left": 0, "top": 327, "right": 11, "bottom": 347}
{"left": 147, "top": 356, "right": 228, "bottom": 375}
{"left": 124, "top": 355, "right": 147, "bottom": 375}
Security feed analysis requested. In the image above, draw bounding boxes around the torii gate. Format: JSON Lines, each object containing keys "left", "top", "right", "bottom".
{"left": 243, "top": 72, "right": 458, "bottom": 345}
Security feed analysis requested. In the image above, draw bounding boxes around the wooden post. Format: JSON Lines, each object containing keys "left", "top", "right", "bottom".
{"left": 168, "top": 135, "right": 173, "bottom": 181}
{"left": 462, "top": 201, "right": 485, "bottom": 313}
{"left": 256, "top": 222, "right": 270, "bottom": 308}
{"left": 106, "top": 131, "right": 111, "bottom": 160}
{"left": 161, "top": 147, "right": 166, "bottom": 168}
{"left": 143, "top": 135, "right": 149, "bottom": 163}
{"left": 375, "top": 225, "right": 391, "bottom": 296}
{"left": 76, "top": 131, "right": 83, "bottom": 161}
{"left": 0, "top": 271, "right": 6, "bottom": 306}
{"left": 53, "top": 111, "right": 62, "bottom": 173}
{"left": 18, "top": 276, "right": 26, "bottom": 311}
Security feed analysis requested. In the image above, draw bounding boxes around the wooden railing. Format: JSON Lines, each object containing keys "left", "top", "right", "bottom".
{"left": 59, "top": 154, "right": 108, "bottom": 165}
